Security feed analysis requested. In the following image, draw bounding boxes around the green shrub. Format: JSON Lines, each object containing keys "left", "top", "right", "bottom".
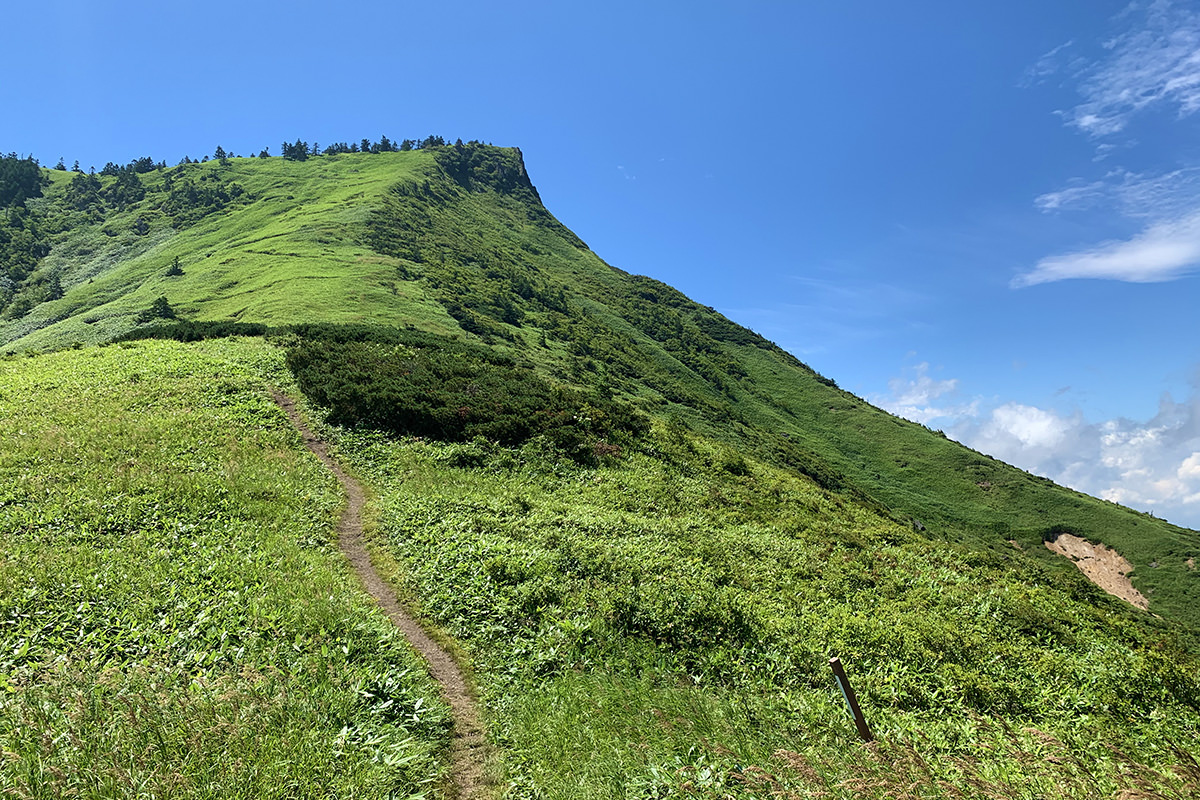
{"left": 283, "top": 326, "right": 648, "bottom": 460}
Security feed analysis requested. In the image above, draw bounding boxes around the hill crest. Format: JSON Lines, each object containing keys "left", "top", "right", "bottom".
{"left": 2, "top": 143, "right": 1198, "bottom": 631}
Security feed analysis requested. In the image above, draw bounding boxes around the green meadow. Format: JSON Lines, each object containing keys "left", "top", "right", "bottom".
{"left": 327, "top": 416, "right": 1200, "bottom": 798}
{"left": 3, "top": 153, "right": 458, "bottom": 354}
{"left": 0, "top": 340, "right": 452, "bottom": 798}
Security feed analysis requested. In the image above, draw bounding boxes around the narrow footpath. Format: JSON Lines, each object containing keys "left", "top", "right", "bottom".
{"left": 273, "top": 392, "right": 490, "bottom": 799}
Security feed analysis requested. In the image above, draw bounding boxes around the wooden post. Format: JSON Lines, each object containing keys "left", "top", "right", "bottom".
{"left": 829, "top": 656, "right": 873, "bottom": 742}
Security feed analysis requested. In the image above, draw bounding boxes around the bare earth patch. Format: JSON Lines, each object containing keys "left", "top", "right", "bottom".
{"left": 274, "top": 392, "right": 491, "bottom": 799}
{"left": 1045, "top": 533, "right": 1149, "bottom": 611}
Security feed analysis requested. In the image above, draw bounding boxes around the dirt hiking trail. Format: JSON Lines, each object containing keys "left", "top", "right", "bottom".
{"left": 273, "top": 392, "right": 490, "bottom": 799}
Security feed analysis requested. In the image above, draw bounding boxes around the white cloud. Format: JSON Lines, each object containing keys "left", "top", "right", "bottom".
{"left": 988, "top": 403, "right": 1071, "bottom": 449}
{"left": 1179, "top": 451, "right": 1200, "bottom": 480}
{"left": 1110, "top": 167, "right": 1200, "bottom": 218}
{"left": 951, "top": 388, "right": 1200, "bottom": 528}
{"left": 1034, "top": 167, "right": 1200, "bottom": 218}
{"left": 1012, "top": 209, "right": 1200, "bottom": 287}
{"left": 886, "top": 361, "right": 957, "bottom": 406}
{"left": 1034, "top": 179, "right": 1107, "bottom": 212}
{"left": 874, "top": 364, "right": 1200, "bottom": 529}
{"left": 1021, "top": 39, "right": 1076, "bottom": 87}
{"left": 1066, "top": 1, "right": 1200, "bottom": 138}
{"left": 871, "top": 362, "right": 975, "bottom": 425}
{"left": 1023, "top": 4, "right": 1200, "bottom": 287}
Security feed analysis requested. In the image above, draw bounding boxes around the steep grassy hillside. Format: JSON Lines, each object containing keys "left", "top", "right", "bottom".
{"left": 327, "top": 406, "right": 1200, "bottom": 798}
{"left": 4, "top": 141, "right": 1200, "bottom": 796}
{"left": 4, "top": 144, "right": 1198, "bottom": 631}
{"left": 0, "top": 340, "right": 452, "bottom": 797}
{"left": 1, "top": 152, "right": 457, "bottom": 352}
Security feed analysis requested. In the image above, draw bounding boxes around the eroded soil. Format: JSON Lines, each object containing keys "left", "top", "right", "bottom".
{"left": 1045, "top": 533, "right": 1149, "bottom": 611}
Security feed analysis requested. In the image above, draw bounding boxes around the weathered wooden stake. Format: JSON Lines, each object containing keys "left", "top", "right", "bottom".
{"left": 829, "top": 656, "right": 873, "bottom": 742}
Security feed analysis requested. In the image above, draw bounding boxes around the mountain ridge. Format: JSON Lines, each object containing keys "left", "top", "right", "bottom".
{"left": 3, "top": 143, "right": 1197, "bottom": 632}
{"left": 5, "top": 142, "right": 1200, "bottom": 797}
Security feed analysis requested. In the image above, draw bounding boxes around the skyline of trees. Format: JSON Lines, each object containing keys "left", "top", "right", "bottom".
{"left": 16, "top": 134, "right": 494, "bottom": 174}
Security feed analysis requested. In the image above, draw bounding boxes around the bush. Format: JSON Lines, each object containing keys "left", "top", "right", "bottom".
{"left": 283, "top": 327, "right": 648, "bottom": 459}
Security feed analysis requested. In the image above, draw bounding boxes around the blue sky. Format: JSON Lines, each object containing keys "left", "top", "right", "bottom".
{"left": 5, "top": 1, "right": 1200, "bottom": 528}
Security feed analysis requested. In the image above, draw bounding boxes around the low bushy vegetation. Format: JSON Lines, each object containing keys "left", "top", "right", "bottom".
{"left": 284, "top": 324, "right": 648, "bottom": 462}
{"left": 5, "top": 142, "right": 1200, "bottom": 795}
{"left": 9, "top": 143, "right": 1192, "bottom": 628}
{"left": 326, "top": 421, "right": 1200, "bottom": 799}
{"left": 0, "top": 339, "right": 452, "bottom": 797}
{"left": 357, "top": 148, "right": 1200, "bottom": 632}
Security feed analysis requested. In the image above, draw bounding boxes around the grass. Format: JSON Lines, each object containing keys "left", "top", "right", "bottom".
{"left": 320, "top": 418, "right": 1200, "bottom": 798}
{"left": 2, "top": 153, "right": 460, "bottom": 354}
{"left": 0, "top": 338, "right": 452, "bottom": 798}
{"left": 325, "top": 147, "right": 1200, "bottom": 629}
{"left": 2, "top": 330, "right": 1198, "bottom": 797}
{"left": 5, "top": 144, "right": 1200, "bottom": 796}
{"left": 729, "top": 343, "right": 1200, "bottom": 630}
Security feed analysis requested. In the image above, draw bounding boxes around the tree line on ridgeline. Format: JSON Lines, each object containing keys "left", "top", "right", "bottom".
{"left": 277, "top": 134, "right": 466, "bottom": 161}
{"left": 0, "top": 136, "right": 467, "bottom": 321}
{"left": 25, "top": 134, "right": 463, "bottom": 174}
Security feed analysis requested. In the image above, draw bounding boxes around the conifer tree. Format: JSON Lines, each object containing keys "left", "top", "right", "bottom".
{"left": 138, "top": 295, "right": 176, "bottom": 323}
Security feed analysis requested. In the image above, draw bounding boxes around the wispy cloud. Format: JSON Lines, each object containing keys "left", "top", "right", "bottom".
{"left": 1014, "top": 209, "right": 1200, "bottom": 286}
{"left": 1034, "top": 178, "right": 1108, "bottom": 212}
{"left": 1020, "top": 39, "right": 1078, "bottom": 88}
{"left": 1036, "top": 167, "right": 1200, "bottom": 218}
{"left": 1022, "top": 3, "right": 1200, "bottom": 287}
{"left": 871, "top": 362, "right": 977, "bottom": 426}
{"left": 1065, "top": 1, "right": 1200, "bottom": 137}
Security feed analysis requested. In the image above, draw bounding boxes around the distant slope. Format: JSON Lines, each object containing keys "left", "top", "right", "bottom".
{"left": 5, "top": 144, "right": 1198, "bottom": 629}
{"left": 1, "top": 152, "right": 459, "bottom": 352}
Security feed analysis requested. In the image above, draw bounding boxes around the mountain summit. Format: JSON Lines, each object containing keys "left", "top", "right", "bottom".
{"left": 4, "top": 143, "right": 1194, "bottom": 626}
{"left": 3, "top": 143, "right": 1199, "bottom": 797}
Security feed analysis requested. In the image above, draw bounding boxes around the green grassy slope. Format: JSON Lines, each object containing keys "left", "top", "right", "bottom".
{"left": 5, "top": 144, "right": 1198, "bottom": 631}
{"left": 328, "top": 414, "right": 1200, "bottom": 799}
{"left": 2, "top": 153, "right": 458, "bottom": 352}
{"left": 0, "top": 340, "right": 452, "bottom": 797}
{"left": 341, "top": 146, "right": 1200, "bottom": 629}
{"left": 5, "top": 143, "right": 1200, "bottom": 796}
{"left": 8, "top": 337, "right": 1199, "bottom": 798}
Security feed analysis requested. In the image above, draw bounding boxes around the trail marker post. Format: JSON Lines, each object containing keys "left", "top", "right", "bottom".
{"left": 829, "top": 656, "right": 873, "bottom": 742}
